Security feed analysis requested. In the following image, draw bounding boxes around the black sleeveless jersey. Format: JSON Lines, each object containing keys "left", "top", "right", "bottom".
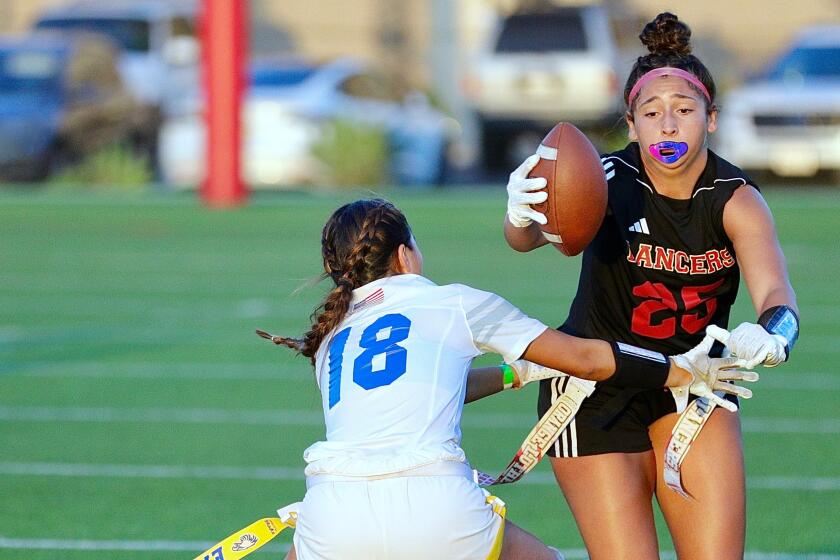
{"left": 562, "top": 142, "right": 757, "bottom": 355}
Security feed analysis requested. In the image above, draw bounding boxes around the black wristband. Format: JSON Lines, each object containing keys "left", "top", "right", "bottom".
{"left": 758, "top": 304, "right": 799, "bottom": 359}
{"left": 603, "top": 341, "right": 670, "bottom": 389}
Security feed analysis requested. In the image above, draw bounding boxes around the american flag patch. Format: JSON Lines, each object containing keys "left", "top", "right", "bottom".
{"left": 352, "top": 288, "right": 384, "bottom": 311}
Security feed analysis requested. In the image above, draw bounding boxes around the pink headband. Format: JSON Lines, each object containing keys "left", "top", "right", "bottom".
{"left": 627, "top": 67, "right": 711, "bottom": 105}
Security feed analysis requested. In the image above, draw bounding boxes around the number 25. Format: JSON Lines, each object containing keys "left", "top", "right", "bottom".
{"left": 631, "top": 279, "right": 724, "bottom": 339}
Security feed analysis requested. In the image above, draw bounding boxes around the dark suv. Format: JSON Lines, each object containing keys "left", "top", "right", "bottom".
{"left": 0, "top": 32, "right": 152, "bottom": 181}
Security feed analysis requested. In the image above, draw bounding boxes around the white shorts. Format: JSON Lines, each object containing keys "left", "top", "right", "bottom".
{"left": 293, "top": 474, "right": 504, "bottom": 560}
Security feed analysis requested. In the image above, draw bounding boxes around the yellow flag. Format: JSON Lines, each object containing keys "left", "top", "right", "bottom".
{"left": 192, "top": 517, "right": 290, "bottom": 560}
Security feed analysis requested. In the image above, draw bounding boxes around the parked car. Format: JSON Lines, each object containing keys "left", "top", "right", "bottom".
{"left": 158, "top": 57, "right": 457, "bottom": 187}
{"left": 33, "top": 0, "right": 199, "bottom": 119}
{"left": 715, "top": 25, "right": 840, "bottom": 178}
{"left": 0, "top": 32, "right": 151, "bottom": 181}
{"left": 464, "top": 5, "right": 621, "bottom": 169}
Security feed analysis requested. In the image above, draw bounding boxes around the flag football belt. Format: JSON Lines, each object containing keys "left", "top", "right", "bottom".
{"left": 473, "top": 375, "right": 595, "bottom": 486}
{"left": 663, "top": 396, "right": 718, "bottom": 498}
{"left": 193, "top": 493, "right": 508, "bottom": 560}
{"left": 305, "top": 460, "right": 473, "bottom": 488}
{"left": 192, "top": 503, "right": 300, "bottom": 560}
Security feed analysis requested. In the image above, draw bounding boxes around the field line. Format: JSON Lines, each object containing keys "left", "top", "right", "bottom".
{"left": 0, "top": 405, "right": 838, "bottom": 433}
{"left": 0, "top": 536, "right": 287, "bottom": 553}
{"left": 0, "top": 537, "right": 837, "bottom": 560}
{"left": 0, "top": 299, "right": 283, "bottom": 321}
{"left": 6, "top": 362, "right": 304, "bottom": 380}
{"left": 739, "top": 418, "right": 840, "bottom": 434}
{"left": 756, "top": 375, "right": 840, "bottom": 391}
{"left": 5, "top": 363, "right": 839, "bottom": 391}
{"left": 0, "top": 405, "right": 325, "bottom": 425}
{"left": 0, "top": 462, "right": 305, "bottom": 481}
{"left": 1, "top": 462, "right": 838, "bottom": 492}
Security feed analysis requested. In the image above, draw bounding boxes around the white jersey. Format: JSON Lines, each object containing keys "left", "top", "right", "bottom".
{"left": 304, "top": 273, "right": 547, "bottom": 478}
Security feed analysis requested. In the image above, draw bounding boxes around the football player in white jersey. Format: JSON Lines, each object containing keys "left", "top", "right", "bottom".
{"left": 266, "top": 198, "right": 754, "bottom": 560}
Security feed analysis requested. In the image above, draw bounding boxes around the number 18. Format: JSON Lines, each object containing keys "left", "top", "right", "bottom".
{"left": 326, "top": 313, "right": 412, "bottom": 408}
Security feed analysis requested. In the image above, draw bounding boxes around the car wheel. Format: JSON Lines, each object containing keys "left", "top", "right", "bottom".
{"left": 431, "top": 142, "right": 452, "bottom": 186}
{"left": 14, "top": 149, "right": 56, "bottom": 183}
{"left": 507, "top": 130, "right": 544, "bottom": 170}
{"left": 831, "top": 169, "right": 840, "bottom": 188}
{"left": 46, "top": 142, "right": 74, "bottom": 179}
{"left": 479, "top": 117, "right": 508, "bottom": 172}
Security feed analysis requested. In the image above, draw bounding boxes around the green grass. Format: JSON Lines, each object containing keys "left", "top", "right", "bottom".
{"left": 1, "top": 187, "right": 838, "bottom": 558}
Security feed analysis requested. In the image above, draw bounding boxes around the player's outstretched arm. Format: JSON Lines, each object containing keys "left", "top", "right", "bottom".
{"left": 465, "top": 366, "right": 507, "bottom": 403}
{"left": 464, "top": 327, "right": 759, "bottom": 406}
{"left": 521, "top": 328, "right": 682, "bottom": 385}
{"left": 520, "top": 328, "right": 758, "bottom": 402}
{"left": 464, "top": 361, "right": 568, "bottom": 403}
{"left": 722, "top": 185, "right": 799, "bottom": 367}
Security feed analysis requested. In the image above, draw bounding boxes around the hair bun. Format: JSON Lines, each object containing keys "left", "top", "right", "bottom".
{"left": 639, "top": 12, "right": 692, "bottom": 56}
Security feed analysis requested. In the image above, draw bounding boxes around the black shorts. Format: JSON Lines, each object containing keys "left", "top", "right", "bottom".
{"left": 537, "top": 376, "right": 738, "bottom": 457}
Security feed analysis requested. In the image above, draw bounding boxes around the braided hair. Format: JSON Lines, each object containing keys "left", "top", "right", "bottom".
{"left": 268, "top": 199, "right": 412, "bottom": 364}
{"left": 624, "top": 12, "right": 717, "bottom": 112}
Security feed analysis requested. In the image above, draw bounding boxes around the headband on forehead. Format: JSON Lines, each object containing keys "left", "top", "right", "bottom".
{"left": 627, "top": 67, "right": 711, "bottom": 105}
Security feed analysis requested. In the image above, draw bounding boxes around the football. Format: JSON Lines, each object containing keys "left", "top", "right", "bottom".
{"left": 529, "top": 122, "right": 608, "bottom": 256}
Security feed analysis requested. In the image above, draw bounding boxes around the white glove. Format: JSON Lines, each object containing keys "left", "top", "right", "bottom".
{"left": 707, "top": 323, "right": 787, "bottom": 368}
{"left": 507, "top": 359, "right": 564, "bottom": 389}
{"left": 671, "top": 335, "right": 759, "bottom": 413}
{"left": 506, "top": 154, "right": 547, "bottom": 228}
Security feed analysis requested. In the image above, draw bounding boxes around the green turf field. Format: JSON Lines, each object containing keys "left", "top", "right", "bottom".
{"left": 1, "top": 187, "right": 838, "bottom": 559}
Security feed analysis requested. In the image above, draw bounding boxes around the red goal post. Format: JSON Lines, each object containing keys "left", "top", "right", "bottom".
{"left": 200, "top": 0, "right": 248, "bottom": 207}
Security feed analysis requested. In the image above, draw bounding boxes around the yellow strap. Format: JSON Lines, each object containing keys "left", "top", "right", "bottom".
{"left": 192, "top": 517, "right": 290, "bottom": 560}
{"left": 485, "top": 494, "right": 507, "bottom": 518}
{"left": 483, "top": 494, "right": 507, "bottom": 560}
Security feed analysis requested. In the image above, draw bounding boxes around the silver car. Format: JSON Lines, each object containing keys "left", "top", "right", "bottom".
{"left": 715, "top": 25, "right": 840, "bottom": 179}
{"left": 158, "top": 58, "right": 457, "bottom": 187}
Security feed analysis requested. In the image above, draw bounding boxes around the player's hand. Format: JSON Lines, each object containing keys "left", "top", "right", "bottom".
{"left": 707, "top": 323, "right": 787, "bottom": 368}
{"left": 507, "top": 359, "right": 564, "bottom": 389}
{"left": 671, "top": 335, "right": 759, "bottom": 412}
{"left": 506, "top": 154, "right": 548, "bottom": 228}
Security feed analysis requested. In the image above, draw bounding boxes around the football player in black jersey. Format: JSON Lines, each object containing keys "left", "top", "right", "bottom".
{"left": 503, "top": 12, "right": 798, "bottom": 560}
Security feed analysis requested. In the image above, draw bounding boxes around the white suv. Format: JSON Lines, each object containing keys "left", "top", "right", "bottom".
{"left": 715, "top": 26, "right": 840, "bottom": 179}
{"left": 465, "top": 5, "right": 621, "bottom": 168}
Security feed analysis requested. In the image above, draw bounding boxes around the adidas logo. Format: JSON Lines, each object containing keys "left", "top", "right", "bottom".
{"left": 629, "top": 218, "right": 650, "bottom": 234}
{"left": 603, "top": 160, "right": 616, "bottom": 180}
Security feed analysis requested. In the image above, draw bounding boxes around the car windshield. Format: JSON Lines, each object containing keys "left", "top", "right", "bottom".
{"left": 0, "top": 49, "right": 62, "bottom": 94}
{"left": 495, "top": 11, "right": 587, "bottom": 52}
{"left": 767, "top": 46, "right": 840, "bottom": 80}
{"left": 36, "top": 18, "right": 150, "bottom": 53}
{"left": 250, "top": 66, "right": 316, "bottom": 88}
